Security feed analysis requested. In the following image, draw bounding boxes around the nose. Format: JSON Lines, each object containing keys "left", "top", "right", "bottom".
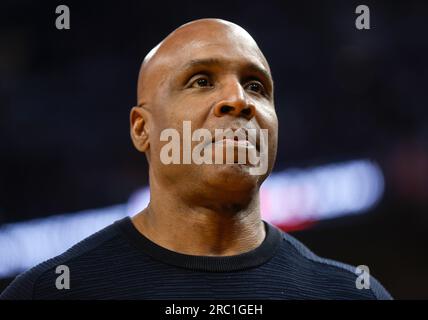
{"left": 213, "top": 81, "right": 256, "bottom": 120}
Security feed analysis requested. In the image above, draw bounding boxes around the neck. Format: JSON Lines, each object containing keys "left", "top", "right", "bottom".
{"left": 131, "top": 182, "right": 265, "bottom": 257}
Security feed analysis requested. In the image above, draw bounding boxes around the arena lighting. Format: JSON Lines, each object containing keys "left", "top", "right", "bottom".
{"left": 127, "top": 160, "right": 384, "bottom": 229}
{"left": 0, "top": 159, "right": 384, "bottom": 278}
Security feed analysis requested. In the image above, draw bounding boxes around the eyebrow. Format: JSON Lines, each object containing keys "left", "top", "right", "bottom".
{"left": 181, "top": 58, "right": 273, "bottom": 85}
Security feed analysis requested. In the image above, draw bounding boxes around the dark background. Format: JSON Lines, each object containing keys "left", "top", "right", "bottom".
{"left": 1, "top": 0, "right": 427, "bottom": 299}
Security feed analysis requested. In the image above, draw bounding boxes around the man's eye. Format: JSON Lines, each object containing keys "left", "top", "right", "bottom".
{"left": 190, "top": 77, "right": 212, "bottom": 88}
{"left": 245, "top": 81, "right": 265, "bottom": 94}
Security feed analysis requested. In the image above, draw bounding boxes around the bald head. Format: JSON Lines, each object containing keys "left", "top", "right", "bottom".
{"left": 137, "top": 18, "right": 271, "bottom": 106}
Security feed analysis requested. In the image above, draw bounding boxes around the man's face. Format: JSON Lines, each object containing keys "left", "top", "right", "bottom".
{"left": 134, "top": 20, "right": 278, "bottom": 201}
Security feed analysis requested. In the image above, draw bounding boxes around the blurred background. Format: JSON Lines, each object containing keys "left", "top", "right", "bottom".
{"left": 1, "top": 0, "right": 427, "bottom": 299}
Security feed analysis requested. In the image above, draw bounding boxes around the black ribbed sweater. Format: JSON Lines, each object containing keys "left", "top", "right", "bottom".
{"left": 0, "top": 217, "right": 392, "bottom": 300}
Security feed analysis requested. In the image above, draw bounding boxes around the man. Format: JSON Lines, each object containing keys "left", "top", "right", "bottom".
{"left": 1, "top": 18, "right": 392, "bottom": 300}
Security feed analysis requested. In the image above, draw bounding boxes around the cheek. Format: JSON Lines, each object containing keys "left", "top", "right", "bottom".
{"left": 178, "top": 93, "right": 215, "bottom": 124}
{"left": 270, "top": 116, "right": 278, "bottom": 146}
{"left": 258, "top": 108, "right": 278, "bottom": 157}
{"left": 151, "top": 93, "right": 185, "bottom": 133}
{"left": 257, "top": 106, "right": 278, "bottom": 135}
{"left": 158, "top": 87, "right": 213, "bottom": 122}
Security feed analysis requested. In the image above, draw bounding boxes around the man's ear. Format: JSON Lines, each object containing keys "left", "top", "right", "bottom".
{"left": 130, "top": 106, "right": 150, "bottom": 152}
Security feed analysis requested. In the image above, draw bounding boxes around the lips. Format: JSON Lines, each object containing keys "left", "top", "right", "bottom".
{"left": 210, "top": 128, "right": 259, "bottom": 151}
{"left": 214, "top": 138, "right": 254, "bottom": 149}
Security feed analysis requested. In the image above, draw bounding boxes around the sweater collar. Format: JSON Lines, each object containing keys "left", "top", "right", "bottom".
{"left": 116, "top": 216, "right": 283, "bottom": 272}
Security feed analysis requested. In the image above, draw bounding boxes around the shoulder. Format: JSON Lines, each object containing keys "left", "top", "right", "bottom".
{"left": 276, "top": 228, "right": 392, "bottom": 300}
{"left": 0, "top": 219, "right": 122, "bottom": 300}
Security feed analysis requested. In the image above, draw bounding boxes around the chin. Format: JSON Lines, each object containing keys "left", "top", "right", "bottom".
{"left": 203, "top": 163, "right": 260, "bottom": 191}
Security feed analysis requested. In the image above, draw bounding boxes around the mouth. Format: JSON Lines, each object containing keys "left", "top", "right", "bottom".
{"left": 210, "top": 128, "right": 260, "bottom": 151}
{"left": 214, "top": 138, "right": 253, "bottom": 148}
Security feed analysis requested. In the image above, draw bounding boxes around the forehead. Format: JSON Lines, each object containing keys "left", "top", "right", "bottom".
{"left": 151, "top": 24, "right": 270, "bottom": 77}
